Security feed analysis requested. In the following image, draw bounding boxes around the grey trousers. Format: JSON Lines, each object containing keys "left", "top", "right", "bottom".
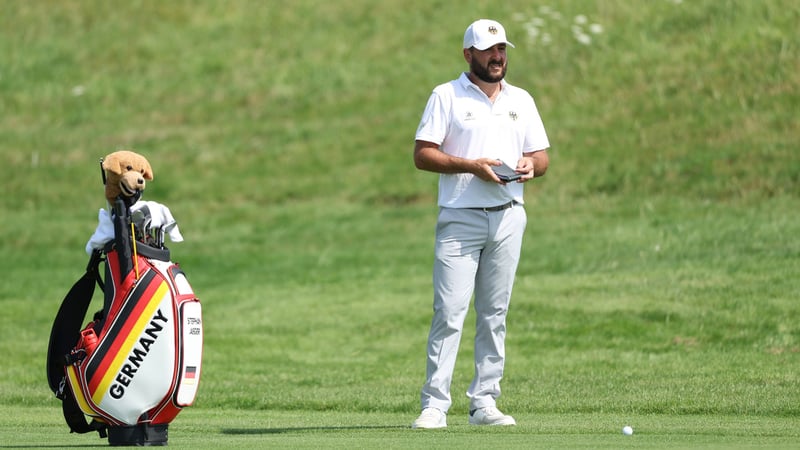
{"left": 420, "top": 204, "right": 527, "bottom": 413}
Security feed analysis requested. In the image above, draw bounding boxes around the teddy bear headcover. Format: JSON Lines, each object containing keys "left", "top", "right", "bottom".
{"left": 102, "top": 150, "right": 154, "bottom": 206}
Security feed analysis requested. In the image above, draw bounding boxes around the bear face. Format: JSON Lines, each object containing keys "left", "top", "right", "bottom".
{"left": 102, "top": 150, "right": 154, "bottom": 205}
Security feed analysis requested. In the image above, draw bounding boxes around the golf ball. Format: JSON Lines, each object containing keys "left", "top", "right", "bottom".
{"left": 622, "top": 425, "right": 633, "bottom": 436}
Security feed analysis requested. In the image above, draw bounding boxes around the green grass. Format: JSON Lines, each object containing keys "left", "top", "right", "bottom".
{"left": 1, "top": 0, "right": 799, "bottom": 448}
{"left": 4, "top": 407, "right": 800, "bottom": 449}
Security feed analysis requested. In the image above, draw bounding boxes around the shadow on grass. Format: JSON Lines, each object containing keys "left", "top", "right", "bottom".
{"left": 222, "top": 425, "right": 409, "bottom": 434}
{"left": 0, "top": 446, "right": 106, "bottom": 449}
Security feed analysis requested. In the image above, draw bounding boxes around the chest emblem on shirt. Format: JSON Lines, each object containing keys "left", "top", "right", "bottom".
{"left": 508, "top": 111, "right": 518, "bottom": 121}
{"left": 464, "top": 111, "right": 475, "bottom": 121}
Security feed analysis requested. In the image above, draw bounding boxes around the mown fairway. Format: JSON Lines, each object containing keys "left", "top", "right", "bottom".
{"left": 1, "top": 0, "right": 798, "bottom": 448}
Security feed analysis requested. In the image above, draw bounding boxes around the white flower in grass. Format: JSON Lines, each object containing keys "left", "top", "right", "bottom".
{"left": 71, "top": 85, "right": 86, "bottom": 96}
{"left": 575, "top": 32, "right": 592, "bottom": 45}
{"left": 530, "top": 17, "right": 545, "bottom": 27}
{"left": 517, "top": 9, "right": 602, "bottom": 46}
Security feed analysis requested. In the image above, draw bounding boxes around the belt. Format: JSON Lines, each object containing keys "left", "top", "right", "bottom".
{"left": 469, "top": 201, "right": 517, "bottom": 212}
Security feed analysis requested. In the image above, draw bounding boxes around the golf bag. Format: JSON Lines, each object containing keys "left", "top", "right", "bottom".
{"left": 47, "top": 197, "right": 203, "bottom": 446}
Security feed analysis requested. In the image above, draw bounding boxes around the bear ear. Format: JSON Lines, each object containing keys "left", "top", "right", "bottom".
{"left": 141, "top": 158, "right": 154, "bottom": 180}
{"left": 101, "top": 153, "right": 122, "bottom": 175}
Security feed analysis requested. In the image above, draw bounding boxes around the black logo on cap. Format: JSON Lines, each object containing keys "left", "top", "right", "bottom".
{"left": 488, "top": 26, "right": 498, "bottom": 35}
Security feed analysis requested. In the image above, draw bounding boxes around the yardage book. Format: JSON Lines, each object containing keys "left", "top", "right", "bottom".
{"left": 492, "top": 160, "right": 522, "bottom": 182}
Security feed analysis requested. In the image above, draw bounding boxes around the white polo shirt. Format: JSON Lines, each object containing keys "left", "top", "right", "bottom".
{"left": 415, "top": 72, "right": 549, "bottom": 208}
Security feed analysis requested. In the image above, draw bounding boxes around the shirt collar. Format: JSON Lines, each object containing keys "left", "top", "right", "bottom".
{"left": 458, "top": 72, "right": 507, "bottom": 98}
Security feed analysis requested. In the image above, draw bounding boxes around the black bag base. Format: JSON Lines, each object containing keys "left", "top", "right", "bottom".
{"left": 107, "top": 424, "right": 168, "bottom": 446}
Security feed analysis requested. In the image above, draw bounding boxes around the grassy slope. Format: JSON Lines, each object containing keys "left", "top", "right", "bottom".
{"left": 0, "top": 0, "right": 798, "bottom": 447}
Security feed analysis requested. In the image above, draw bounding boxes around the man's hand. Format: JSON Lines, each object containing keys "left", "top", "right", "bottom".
{"left": 472, "top": 158, "right": 504, "bottom": 183}
{"left": 515, "top": 156, "right": 535, "bottom": 182}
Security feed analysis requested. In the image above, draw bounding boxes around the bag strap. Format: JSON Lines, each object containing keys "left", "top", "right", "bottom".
{"left": 46, "top": 250, "right": 107, "bottom": 437}
{"left": 47, "top": 197, "right": 133, "bottom": 437}
{"left": 61, "top": 389, "right": 108, "bottom": 437}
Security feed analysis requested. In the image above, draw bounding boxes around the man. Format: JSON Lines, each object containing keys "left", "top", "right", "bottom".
{"left": 411, "top": 19, "right": 550, "bottom": 429}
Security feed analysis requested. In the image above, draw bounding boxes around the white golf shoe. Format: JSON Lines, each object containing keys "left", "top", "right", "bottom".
{"left": 468, "top": 406, "right": 516, "bottom": 426}
{"left": 411, "top": 407, "right": 447, "bottom": 429}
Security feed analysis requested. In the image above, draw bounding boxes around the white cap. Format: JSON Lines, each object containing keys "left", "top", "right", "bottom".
{"left": 463, "top": 19, "right": 515, "bottom": 50}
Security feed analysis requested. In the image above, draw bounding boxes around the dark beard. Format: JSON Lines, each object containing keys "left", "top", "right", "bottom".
{"left": 470, "top": 58, "right": 506, "bottom": 83}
